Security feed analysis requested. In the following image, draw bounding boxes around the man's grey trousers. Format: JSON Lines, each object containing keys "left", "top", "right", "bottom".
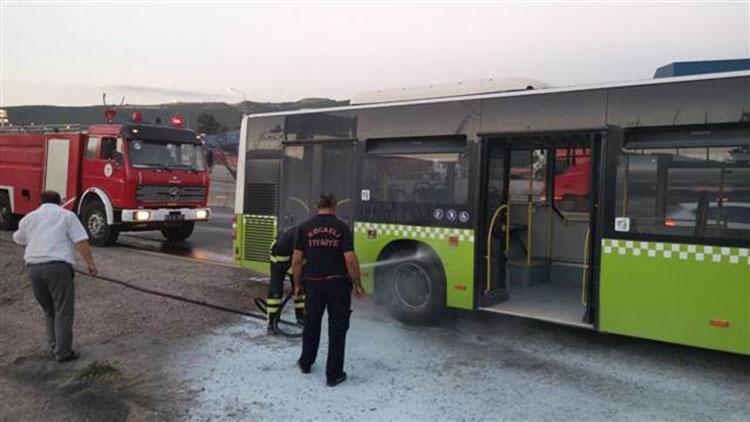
{"left": 27, "top": 261, "right": 75, "bottom": 359}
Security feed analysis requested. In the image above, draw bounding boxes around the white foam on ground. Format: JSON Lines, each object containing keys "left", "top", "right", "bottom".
{"left": 162, "top": 306, "right": 750, "bottom": 421}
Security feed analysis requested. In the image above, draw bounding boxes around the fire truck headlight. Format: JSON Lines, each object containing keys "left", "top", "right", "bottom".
{"left": 133, "top": 210, "right": 151, "bottom": 221}
{"left": 196, "top": 210, "right": 209, "bottom": 220}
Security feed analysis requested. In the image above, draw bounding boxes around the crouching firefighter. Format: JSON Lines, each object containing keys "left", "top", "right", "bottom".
{"left": 266, "top": 225, "right": 305, "bottom": 333}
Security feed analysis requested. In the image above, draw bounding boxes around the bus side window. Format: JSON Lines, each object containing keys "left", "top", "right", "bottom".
{"left": 85, "top": 137, "right": 98, "bottom": 159}
{"left": 615, "top": 142, "right": 750, "bottom": 241}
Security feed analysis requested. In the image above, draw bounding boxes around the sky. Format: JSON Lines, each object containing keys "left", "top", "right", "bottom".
{"left": 0, "top": 0, "right": 748, "bottom": 106}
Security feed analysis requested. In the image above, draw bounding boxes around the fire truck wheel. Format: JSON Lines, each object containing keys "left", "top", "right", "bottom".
{"left": 558, "top": 195, "right": 578, "bottom": 212}
{"left": 379, "top": 248, "right": 445, "bottom": 325}
{"left": 81, "top": 202, "right": 119, "bottom": 246}
{"left": 161, "top": 222, "right": 195, "bottom": 242}
{"left": 0, "top": 192, "right": 16, "bottom": 230}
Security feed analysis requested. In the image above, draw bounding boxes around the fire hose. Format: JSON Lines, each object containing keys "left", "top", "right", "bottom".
{"left": 0, "top": 237, "right": 303, "bottom": 338}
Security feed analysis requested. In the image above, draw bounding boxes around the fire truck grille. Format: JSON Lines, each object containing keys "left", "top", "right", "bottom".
{"left": 136, "top": 185, "right": 207, "bottom": 203}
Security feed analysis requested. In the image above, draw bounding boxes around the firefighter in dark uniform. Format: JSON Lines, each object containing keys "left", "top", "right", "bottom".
{"left": 292, "top": 194, "right": 366, "bottom": 387}
{"left": 266, "top": 225, "right": 305, "bottom": 333}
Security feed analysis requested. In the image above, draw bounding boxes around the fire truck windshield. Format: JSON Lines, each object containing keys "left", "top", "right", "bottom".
{"left": 128, "top": 139, "right": 206, "bottom": 171}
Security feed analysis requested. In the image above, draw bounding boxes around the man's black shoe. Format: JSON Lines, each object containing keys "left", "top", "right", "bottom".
{"left": 56, "top": 351, "right": 78, "bottom": 363}
{"left": 297, "top": 360, "right": 311, "bottom": 374}
{"left": 326, "top": 372, "right": 347, "bottom": 387}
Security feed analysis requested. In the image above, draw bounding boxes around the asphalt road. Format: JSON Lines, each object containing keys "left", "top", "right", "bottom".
{"left": 116, "top": 167, "right": 237, "bottom": 265}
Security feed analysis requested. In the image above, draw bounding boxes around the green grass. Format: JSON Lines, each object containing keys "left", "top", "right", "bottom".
{"left": 76, "top": 361, "right": 122, "bottom": 382}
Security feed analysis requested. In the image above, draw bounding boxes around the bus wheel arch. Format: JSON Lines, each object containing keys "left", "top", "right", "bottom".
{"left": 374, "top": 240, "right": 446, "bottom": 325}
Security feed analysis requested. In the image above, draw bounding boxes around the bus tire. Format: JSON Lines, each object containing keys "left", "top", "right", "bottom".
{"left": 161, "top": 221, "right": 194, "bottom": 242}
{"left": 0, "top": 192, "right": 17, "bottom": 230}
{"left": 380, "top": 249, "right": 445, "bottom": 325}
{"left": 81, "top": 201, "right": 119, "bottom": 246}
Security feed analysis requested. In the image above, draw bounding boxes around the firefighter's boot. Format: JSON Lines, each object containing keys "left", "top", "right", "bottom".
{"left": 294, "top": 294, "right": 306, "bottom": 325}
{"left": 266, "top": 297, "right": 282, "bottom": 334}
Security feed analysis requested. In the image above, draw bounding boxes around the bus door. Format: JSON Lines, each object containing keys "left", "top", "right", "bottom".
{"left": 480, "top": 132, "right": 602, "bottom": 327}
{"left": 315, "top": 141, "right": 355, "bottom": 226}
{"left": 481, "top": 139, "right": 511, "bottom": 303}
{"left": 548, "top": 135, "right": 601, "bottom": 324}
{"left": 280, "top": 144, "right": 314, "bottom": 229}
{"left": 279, "top": 141, "right": 355, "bottom": 230}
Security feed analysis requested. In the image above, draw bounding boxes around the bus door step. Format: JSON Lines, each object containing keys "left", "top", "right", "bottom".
{"left": 508, "top": 259, "right": 550, "bottom": 288}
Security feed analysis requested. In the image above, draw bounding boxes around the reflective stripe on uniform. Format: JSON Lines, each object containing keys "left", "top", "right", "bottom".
{"left": 294, "top": 295, "right": 305, "bottom": 309}
{"left": 269, "top": 255, "right": 290, "bottom": 263}
{"left": 266, "top": 298, "right": 282, "bottom": 316}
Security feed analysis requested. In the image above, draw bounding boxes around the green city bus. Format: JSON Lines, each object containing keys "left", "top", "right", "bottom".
{"left": 233, "top": 71, "right": 750, "bottom": 355}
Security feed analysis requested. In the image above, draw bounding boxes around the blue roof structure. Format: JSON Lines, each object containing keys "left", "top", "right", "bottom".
{"left": 203, "top": 129, "right": 239, "bottom": 148}
{"left": 654, "top": 59, "right": 750, "bottom": 78}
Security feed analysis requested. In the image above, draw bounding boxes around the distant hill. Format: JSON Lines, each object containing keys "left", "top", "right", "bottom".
{"left": 4, "top": 98, "right": 348, "bottom": 132}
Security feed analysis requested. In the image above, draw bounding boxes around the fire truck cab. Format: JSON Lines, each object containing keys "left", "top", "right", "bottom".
{"left": 0, "top": 117, "right": 211, "bottom": 246}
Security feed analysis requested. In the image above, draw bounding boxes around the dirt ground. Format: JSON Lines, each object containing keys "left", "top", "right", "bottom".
{"left": 0, "top": 235, "right": 266, "bottom": 421}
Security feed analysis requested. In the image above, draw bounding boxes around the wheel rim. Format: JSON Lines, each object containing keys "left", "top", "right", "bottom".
{"left": 87, "top": 213, "right": 104, "bottom": 235}
{"left": 392, "top": 262, "right": 431, "bottom": 310}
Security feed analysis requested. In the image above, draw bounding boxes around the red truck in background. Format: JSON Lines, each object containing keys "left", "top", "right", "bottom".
{"left": 0, "top": 115, "right": 211, "bottom": 246}
{"left": 553, "top": 147, "right": 591, "bottom": 212}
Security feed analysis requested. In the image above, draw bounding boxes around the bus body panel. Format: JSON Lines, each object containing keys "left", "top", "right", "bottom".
{"left": 354, "top": 222, "right": 476, "bottom": 310}
{"left": 357, "top": 102, "right": 479, "bottom": 140}
{"left": 606, "top": 77, "right": 749, "bottom": 127}
{"left": 600, "top": 239, "right": 749, "bottom": 354}
{"left": 236, "top": 73, "right": 750, "bottom": 354}
{"left": 599, "top": 77, "right": 750, "bottom": 354}
{"left": 480, "top": 89, "right": 608, "bottom": 133}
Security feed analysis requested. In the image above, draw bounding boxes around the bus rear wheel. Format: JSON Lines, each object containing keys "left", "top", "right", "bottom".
{"left": 161, "top": 222, "right": 195, "bottom": 242}
{"left": 380, "top": 249, "right": 445, "bottom": 324}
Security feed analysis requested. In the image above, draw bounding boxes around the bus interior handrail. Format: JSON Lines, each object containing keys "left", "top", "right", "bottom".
{"left": 581, "top": 226, "right": 591, "bottom": 306}
{"left": 485, "top": 204, "right": 510, "bottom": 293}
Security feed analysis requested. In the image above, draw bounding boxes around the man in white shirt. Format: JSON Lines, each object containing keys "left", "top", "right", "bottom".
{"left": 13, "top": 191, "right": 98, "bottom": 363}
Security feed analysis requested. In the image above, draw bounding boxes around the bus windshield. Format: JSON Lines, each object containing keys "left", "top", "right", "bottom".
{"left": 128, "top": 139, "right": 206, "bottom": 171}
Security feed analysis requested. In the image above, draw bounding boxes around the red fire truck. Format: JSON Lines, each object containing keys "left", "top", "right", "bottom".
{"left": 0, "top": 114, "right": 211, "bottom": 246}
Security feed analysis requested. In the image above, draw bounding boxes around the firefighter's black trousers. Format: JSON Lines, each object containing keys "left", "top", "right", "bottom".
{"left": 268, "top": 263, "right": 290, "bottom": 299}
{"left": 267, "top": 263, "right": 305, "bottom": 324}
{"left": 299, "top": 278, "right": 352, "bottom": 380}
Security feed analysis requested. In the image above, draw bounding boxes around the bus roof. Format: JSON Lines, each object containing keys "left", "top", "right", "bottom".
{"left": 245, "top": 70, "right": 750, "bottom": 119}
